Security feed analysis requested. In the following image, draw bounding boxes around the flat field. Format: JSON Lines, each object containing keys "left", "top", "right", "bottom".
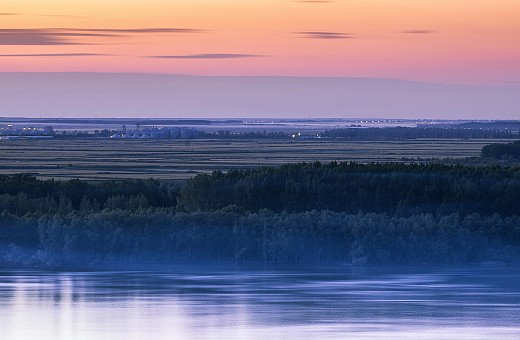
{"left": 0, "top": 138, "right": 508, "bottom": 181}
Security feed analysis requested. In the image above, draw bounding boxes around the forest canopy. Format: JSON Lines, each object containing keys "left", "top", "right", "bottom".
{"left": 481, "top": 141, "right": 520, "bottom": 160}
{"left": 1, "top": 162, "right": 520, "bottom": 267}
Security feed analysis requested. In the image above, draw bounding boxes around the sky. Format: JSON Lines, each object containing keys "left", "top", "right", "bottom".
{"left": 0, "top": 1, "right": 519, "bottom": 119}
{"left": 1, "top": 0, "right": 519, "bottom": 85}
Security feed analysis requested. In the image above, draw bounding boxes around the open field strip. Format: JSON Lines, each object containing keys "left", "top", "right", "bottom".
{"left": 0, "top": 138, "right": 510, "bottom": 181}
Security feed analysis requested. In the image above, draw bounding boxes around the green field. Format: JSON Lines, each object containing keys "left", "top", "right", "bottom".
{"left": 0, "top": 138, "right": 509, "bottom": 181}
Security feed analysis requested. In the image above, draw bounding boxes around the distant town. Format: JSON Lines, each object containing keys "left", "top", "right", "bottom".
{"left": 1, "top": 118, "right": 519, "bottom": 141}
{"left": 0, "top": 123, "right": 202, "bottom": 140}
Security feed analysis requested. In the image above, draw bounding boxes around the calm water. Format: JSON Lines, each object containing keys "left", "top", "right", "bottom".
{"left": 1, "top": 266, "right": 519, "bottom": 339}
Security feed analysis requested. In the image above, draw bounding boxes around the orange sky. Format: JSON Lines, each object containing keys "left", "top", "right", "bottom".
{"left": 1, "top": 0, "right": 519, "bottom": 84}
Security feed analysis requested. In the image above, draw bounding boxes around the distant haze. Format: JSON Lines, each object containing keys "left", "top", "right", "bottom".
{"left": 0, "top": 73, "right": 518, "bottom": 120}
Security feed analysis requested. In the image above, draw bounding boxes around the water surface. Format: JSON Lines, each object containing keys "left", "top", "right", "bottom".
{"left": 1, "top": 266, "right": 519, "bottom": 339}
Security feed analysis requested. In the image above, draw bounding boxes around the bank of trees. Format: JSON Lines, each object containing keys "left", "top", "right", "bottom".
{"left": 323, "top": 127, "right": 517, "bottom": 140}
{"left": 1, "top": 162, "right": 520, "bottom": 267}
{"left": 178, "top": 162, "right": 520, "bottom": 216}
{"left": 1, "top": 210, "right": 519, "bottom": 267}
{"left": 0, "top": 174, "right": 177, "bottom": 216}
{"left": 482, "top": 141, "right": 520, "bottom": 160}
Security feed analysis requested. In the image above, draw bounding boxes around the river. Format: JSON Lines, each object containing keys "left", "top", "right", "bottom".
{"left": 1, "top": 266, "right": 519, "bottom": 339}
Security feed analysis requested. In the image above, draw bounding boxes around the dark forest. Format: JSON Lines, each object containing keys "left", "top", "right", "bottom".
{"left": 1, "top": 162, "right": 520, "bottom": 267}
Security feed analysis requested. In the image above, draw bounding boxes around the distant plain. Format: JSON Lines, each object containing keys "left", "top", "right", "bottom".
{"left": 0, "top": 138, "right": 510, "bottom": 181}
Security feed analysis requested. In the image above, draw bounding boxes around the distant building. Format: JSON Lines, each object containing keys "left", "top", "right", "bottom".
{"left": 110, "top": 126, "right": 201, "bottom": 140}
{"left": 0, "top": 124, "right": 55, "bottom": 139}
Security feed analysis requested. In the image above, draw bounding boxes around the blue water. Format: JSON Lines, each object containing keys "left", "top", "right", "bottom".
{"left": 1, "top": 266, "right": 519, "bottom": 339}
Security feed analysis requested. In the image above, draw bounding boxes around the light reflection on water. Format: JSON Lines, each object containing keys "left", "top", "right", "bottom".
{"left": 1, "top": 267, "right": 520, "bottom": 339}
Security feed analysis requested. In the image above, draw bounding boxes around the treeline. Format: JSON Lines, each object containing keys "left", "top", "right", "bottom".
{"left": 1, "top": 210, "right": 519, "bottom": 266}
{"left": 2, "top": 162, "right": 520, "bottom": 267}
{"left": 323, "top": 127, "right": 517, "bottom": 140}
{"left": 178, "top": 162, "right": 520, "bottom": 217}
{"left": 482, "top": 141, "right": 520, "bottom": 160}
{"left": 0, "top": 174, "right": 178, "bottom": 216}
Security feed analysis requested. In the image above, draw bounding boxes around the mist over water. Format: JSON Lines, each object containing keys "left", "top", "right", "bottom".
{"left": 1, "top": 267, "right": 519, "bottom": 339}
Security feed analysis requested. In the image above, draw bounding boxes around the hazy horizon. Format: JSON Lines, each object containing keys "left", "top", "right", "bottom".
{"left": 0, "top": 72, "right": 518, "bottom": 120}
